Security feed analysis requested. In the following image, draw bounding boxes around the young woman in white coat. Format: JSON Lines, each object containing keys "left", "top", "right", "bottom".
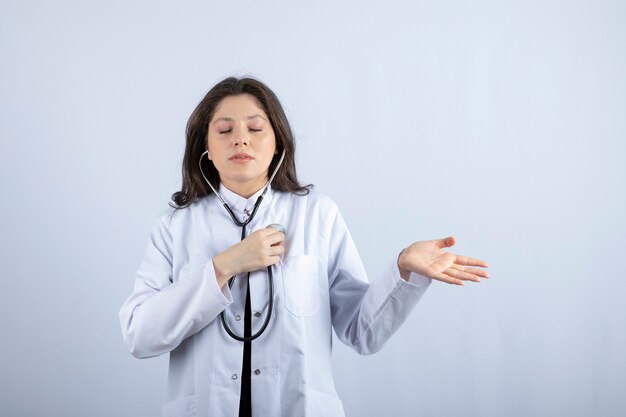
{"left": 118, "top": 76, "right": 490, "bottom": 417}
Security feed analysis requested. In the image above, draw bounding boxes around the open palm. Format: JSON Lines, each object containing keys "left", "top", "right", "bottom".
{"left": 398, "top": 236, "right": 489, "bottom": 285}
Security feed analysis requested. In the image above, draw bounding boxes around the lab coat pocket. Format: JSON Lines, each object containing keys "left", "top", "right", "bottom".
{"left": 306, "top": 389, "right": 345, "bottom": 416}
{"left": 162, "top": 395, "right": 197, "bottom": 417}
{"left": 282, "top": 255, "right": 320, "bottom": 317}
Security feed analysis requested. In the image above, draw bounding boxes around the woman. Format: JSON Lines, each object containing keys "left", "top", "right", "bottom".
{"left": 118, "top": 76, "right": 489, "bottom": 417}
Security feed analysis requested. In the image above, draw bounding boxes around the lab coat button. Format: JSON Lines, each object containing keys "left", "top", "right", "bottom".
{"left": 254, "top": 312, "right": 261, "bottom": 318}
{"left": 254, "top": 369, "right": 261, "bottom": 375}
{"left": 232, "top": 373, "right": 238, "bottom": 380}
{"left": 235, "top": 315, "right": 241, "bottom": 321}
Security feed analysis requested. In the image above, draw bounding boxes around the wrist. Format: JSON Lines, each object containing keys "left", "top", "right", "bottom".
{"left": 397, "top": 249, "right": 411, "bottom": 281}
{"left": 213, "top": 253, "right": 235, "bottom": 288}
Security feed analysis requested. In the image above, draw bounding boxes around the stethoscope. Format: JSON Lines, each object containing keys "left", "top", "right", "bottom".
{"left": 199, "top": 148, "right": 286, "bottom": 342}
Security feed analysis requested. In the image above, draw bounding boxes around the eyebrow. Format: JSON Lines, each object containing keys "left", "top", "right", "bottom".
{"left": 211, "top": 114, "right": 267, "bottom": 125}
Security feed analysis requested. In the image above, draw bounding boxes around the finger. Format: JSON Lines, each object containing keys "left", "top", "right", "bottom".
{"left": 433, "top": 272, "right": 464, "bottom": 286}
{"left": 450, "top": 265, "right": 490, "bottom": 278}
{"left": 259, "top": 226, "right": 283, "bottom": 237}
{"left": 267, "top": 245, "right": 284, "bottom": 256}
{"left": 443, "top": 268, "right": 481, "bottom": 283}
{"left": 454, "top": 254, "right": 489, "bottom": 268}
{"left": 268, "top": 232, "right": 285, "bottom": 246}
{"left": 435, "top": 236, "right": 456, "bottom": 249}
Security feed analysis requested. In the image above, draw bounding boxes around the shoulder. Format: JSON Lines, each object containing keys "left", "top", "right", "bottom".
{"left": 155, "top": 195, "right": 217, "bottom": 230}
{"left": 277, "top": 186, "right": 340, "bottom": 216}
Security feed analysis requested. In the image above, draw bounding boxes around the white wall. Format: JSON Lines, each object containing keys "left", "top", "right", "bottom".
{"left": 1, "top": 0, "right": 624, "bottom": 416}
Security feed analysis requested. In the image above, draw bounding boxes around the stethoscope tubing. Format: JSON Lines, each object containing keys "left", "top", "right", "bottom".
{"left": 199, "top": 149, "right": 286, "bottom": 342}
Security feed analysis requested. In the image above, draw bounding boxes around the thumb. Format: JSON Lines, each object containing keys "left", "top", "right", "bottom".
{"left": 435, "top": 236, "right": 456, "bottom": 249}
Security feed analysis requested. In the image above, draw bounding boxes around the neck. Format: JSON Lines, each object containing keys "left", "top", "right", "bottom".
{"left": 220, "top": 178, "right": 268, "bottom": 199}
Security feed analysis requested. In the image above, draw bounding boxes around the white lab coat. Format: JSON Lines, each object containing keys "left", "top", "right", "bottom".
{"left": 119, "top": 184, "right": 431, "bottom": 417}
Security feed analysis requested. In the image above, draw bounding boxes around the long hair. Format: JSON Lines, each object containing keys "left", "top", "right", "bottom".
{"left": 170, "top": 76, "right": 312, "bottom": 210}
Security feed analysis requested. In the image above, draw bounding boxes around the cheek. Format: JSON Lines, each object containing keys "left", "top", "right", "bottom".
{"left": 264, "top": 133, "right": 277, "bottom": 155}
{"left": 207, "top": 136, "right": 221, "bottom": 154}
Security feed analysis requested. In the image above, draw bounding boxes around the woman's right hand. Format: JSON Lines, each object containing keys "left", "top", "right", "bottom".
{"left": 212, "top": 227, "right": 285, "bottom": 288}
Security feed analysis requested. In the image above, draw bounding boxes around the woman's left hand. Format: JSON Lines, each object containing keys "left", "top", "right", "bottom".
{"left": 397, "top": 236, "right": 489, "bottom": 285}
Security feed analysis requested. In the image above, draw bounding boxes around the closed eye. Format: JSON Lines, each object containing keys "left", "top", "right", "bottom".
{"left": 218, "top": 128, "right": 262, "bottom": 134}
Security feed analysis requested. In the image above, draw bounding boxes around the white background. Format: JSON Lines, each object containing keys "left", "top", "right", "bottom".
{"left": 1, "top": 1, "right": 624, "bottom": 416}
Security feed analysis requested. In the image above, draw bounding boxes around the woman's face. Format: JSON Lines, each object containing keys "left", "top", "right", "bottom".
{"left": 207, "top": 94, "right": 277, "bottom": 196}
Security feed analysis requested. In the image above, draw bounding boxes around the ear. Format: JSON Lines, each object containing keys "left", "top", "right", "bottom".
{"left": 207, "top": 150, "right": 212, "bottom": 160}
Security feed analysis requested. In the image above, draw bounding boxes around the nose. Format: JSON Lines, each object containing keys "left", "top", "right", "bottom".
{"left": 232, "top": 125, "right": 249, "bottom": 147}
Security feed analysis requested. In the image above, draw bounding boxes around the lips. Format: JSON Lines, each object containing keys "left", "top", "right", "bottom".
{"left": 229, "top": 153, "right": 254, "bottom": 160}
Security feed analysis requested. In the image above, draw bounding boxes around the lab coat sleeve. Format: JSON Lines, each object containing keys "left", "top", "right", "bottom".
{"left": 327, "top": 205, "right": 431, "bottom": 355}
{"left": 118, "top": 213, "right": 233, "bottom": 359}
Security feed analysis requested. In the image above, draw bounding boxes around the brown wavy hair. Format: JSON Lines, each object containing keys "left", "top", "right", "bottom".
{"left": 170, "top": 76, "right": 312, "bottom": 210}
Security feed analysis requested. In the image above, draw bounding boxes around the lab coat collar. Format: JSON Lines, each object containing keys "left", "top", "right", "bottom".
{"left": 217, "top": 182, "right": 274, "bottom": 215}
